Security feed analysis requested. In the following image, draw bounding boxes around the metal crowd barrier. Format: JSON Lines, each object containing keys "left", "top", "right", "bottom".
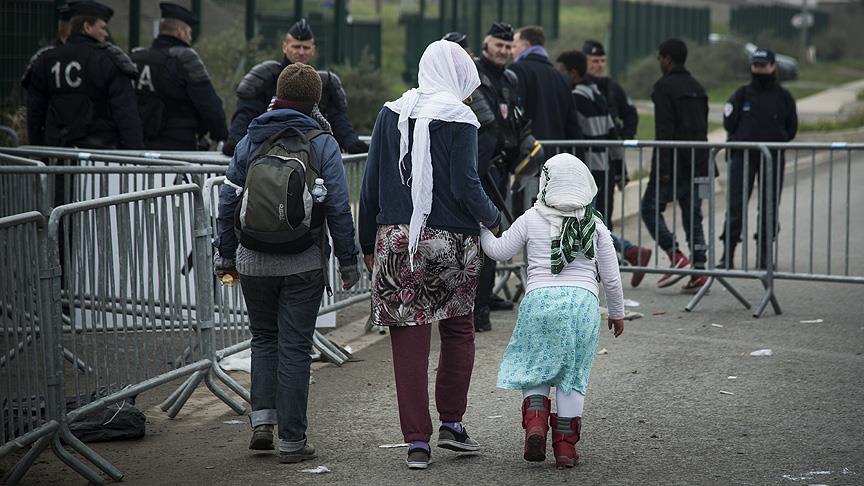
{"left": 524, "top": 139, "right": 864, "bottom": 317}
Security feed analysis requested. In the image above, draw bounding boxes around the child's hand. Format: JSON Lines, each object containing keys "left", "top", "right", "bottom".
{"left": 608, "top": 318, "right": 624, "bottom": 337}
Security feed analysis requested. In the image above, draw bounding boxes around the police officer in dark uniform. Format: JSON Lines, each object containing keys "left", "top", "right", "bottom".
{"left": 582, "top": 40, "right": 638, "bottom": 140}
{"left": 720, "top": 48, "right": 798, "bottom": 269}
{"left": 223, "top": 19, "right": 367, "bottom": 156}
{"left": 25, "top": 1, "right": 142, "bottom": 149}
{"left": 131, "top": 2, "right": 228, "bottom": 150}
{"left": 21, "top": 3, "right": 79, "bottom": 103}
{"left": 463, "top": 23, "right": 524, "bottom": 331}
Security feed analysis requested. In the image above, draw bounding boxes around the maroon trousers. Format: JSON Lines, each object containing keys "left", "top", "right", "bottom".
{"left": 389, "top": 314, "right": 476, "bottom": 443}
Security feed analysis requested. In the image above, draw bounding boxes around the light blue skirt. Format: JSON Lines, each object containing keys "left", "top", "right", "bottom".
{"left": 496, "top": 286, "right": 601, "bottom": 395}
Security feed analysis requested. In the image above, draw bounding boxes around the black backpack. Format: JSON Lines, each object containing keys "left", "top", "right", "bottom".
{"left": 234, "top": 126, "right": 327, "bottom": 254}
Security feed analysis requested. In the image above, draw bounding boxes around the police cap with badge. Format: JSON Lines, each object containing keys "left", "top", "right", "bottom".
{"left": 582, "top": 40, "right": 605, "bottom": 56}
{"left": 159, "top": 2, "right": 199, "bottom": 26}
{"left": 288, "top": 18, "right": 314, "bottom": 41}
{"left": 486, "top": 22, "right": 513, "bottom": 41}
{"left": 751, "top": 48, "right": 776, "bottom": 66}
{"left": 442, "top": 31, "right": 468, "bottom": 48}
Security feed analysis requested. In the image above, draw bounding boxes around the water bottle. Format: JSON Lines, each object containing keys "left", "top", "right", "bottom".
{"left": 311, "top": 178, "right": 327, "bottom": 203}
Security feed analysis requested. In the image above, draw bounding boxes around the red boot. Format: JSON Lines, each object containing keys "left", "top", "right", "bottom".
{"left": 522, "top": 395, "right": 551, "bottom": 461}
{"left": 551, "top": 414, "right": 581, "bottom": 468}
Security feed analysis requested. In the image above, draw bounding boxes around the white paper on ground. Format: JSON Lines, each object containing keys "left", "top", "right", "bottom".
{"left": 597, "top": 348, "right": 609, "bottom": 355}
{"left": 719, "top": 390, "right": 735, "bottom": 395}
{"left": 799, "top": 318, "right": 824, "bottom": 324}
{"left": 219, "top": 349, "right": 252, "bottom": 373}
{"left": 749, "top": 349, "right": 774, "bottom": 357}
{"left": 710, "top": 323, "right": 724, "bottom": 328}
{"left": 623, "top": 299, "right": 640, "bottom": 307}
{"left": 223, "top": 420, "right": 244, "bottom": 425}
{"left": 301, "top": 465, "right": 331, "bottom": 474}
{"left": 378, "top": 443, "right": 408, "bottom": 448}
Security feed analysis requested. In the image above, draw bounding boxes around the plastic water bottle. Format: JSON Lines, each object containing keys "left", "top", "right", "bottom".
{"left": 311, "top": 178, "right": 327, "bottom": 203}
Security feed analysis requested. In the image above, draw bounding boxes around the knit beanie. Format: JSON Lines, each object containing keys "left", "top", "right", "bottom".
{"left": 276, "top": 63, "right": 322, "bottom": 104}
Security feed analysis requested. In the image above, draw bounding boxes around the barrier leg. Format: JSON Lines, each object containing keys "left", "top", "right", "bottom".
{"left": 166, "top": 370, "right": 206, "bottom": 418}
{"left": 753, "top": 278, "right": 783, "bottom": 318}
{"left": 3, "top": 435, "right": 51, "bottom": 486}
{"left": 49, "top": 434, "right": 105, "bottom": 485}
{"left": 684, "top": 276, "right": 714, "bottom": 312}
{"left": 204, "top": 373, "right": 247, "bottom": 415}
{"left": 59, "top": 424, "right": 124, "bottom": 481}
{"left": 160, "top": 373, "right": 198, "bottom": 412}
{"left": 213, "top": 363, "right": 251, "bottom": 405}
{"left": 717, "top": 277, "right": 751, "bottom": 309}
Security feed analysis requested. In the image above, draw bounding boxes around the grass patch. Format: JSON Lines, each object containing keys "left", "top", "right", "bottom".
{"left": 799, "top": 109, "right": 864, "bottom": 132}
{"left": 632, "top": 114, "right": 721, "bottom": 141}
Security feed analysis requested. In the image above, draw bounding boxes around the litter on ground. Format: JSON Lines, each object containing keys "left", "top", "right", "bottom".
{"left": 799, "top": 319, "right": 824, "bottom": 324}
{"left": 487, "top": 415, "right": 503, "bottom": 419}
{"left": 597, "top": 348, "right": 609, "bottom": 355}
{"left": 749, "top": 349, "right": 774, "bottom": 357}
{"left": 719, "top": 390, "right": 735, "bottom": 395}
{"left": 222, "top": 420, "right": 244, "bottom": 425}
{"left": 727, "top": 376, "right": 737, "bottom": 380}
{"left": 378, "top": 443, "right": 408, "bottom": 449}
{"left": 301, "top": 466, "right": 331, "bottom": 474}
{"left": 623, "top": 299, "right": 640, "bottom": 307}
{"left": 710, "top": 323, "right": 724, "bottom": 328}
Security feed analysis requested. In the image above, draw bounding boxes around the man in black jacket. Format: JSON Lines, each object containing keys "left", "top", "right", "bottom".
{"left": 509, "top": 26, "right": 581, "bottom": 217}
{"left": 223, "top": 19, "right": 367, "bottom": 156}
{"left": 25, "top": 1, "right": 142, "bottom": 149}
{"left": 583, "top": 40, "right": 638, "bottom": 140}
{"left": 131, "top": 2, "right": 228, "bottom": 150}
{"left": 640, "top": 39, "right": 713, "bottom": 293}
{"left": 720, "top": 48, "right": 798, "bottom": 269}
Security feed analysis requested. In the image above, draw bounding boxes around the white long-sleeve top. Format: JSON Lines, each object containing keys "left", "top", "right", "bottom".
{"left": 480, "top": 208, "right": 625, "bottom": 319}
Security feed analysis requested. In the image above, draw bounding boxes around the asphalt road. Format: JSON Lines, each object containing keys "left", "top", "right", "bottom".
{"left": 5, "top": 151, "right": 863, "bottom": 485}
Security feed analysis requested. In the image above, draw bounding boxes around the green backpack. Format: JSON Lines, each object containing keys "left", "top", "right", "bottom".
{"left": 234, "top": 126, "right": 327, "bottom": 254}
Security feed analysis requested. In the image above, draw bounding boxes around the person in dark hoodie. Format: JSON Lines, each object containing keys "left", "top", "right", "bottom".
{"left": 720, "top": 48, "right": 797, "bottom": 269}
{"left": 359, "top": 40, "right": 500, "bottom": 470}
{"left": 214, "top": 63, "right": 360, "bottom": 464}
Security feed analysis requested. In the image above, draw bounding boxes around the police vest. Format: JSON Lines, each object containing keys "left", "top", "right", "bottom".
{"left": 131, "top": 47, "right": 198, "bottom": 140}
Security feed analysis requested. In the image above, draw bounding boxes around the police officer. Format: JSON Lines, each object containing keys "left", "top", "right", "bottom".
{"left": 582, "top": 40, "right": 638, "bottom": 141}
{"left": 464, "top": 23, "right": 523, "bottom": 331}
{"left": 223, "top": 19, "right": 367, "bottom": 155}
{"left": 21, "top": 3, "right": 77, "bottom": 98}
{"left": 720, "top": 48, "right": 798, "bottom": 269}
{"left": 25, "top": 1, "right": 142, "bottom": 149}
{"left": 131, "top": 2, "right": 228, "bottom": 150}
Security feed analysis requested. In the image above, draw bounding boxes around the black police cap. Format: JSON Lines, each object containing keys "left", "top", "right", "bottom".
{"left": 69, "top": 1, "right": 114, "bottom": 22}
{"left": 751, "top": 48, "right": 776, "bottom": 65}
{"left": 59, "top": 5, "right": 75, "bottom": 22}
{"left": 486, "top": 22, "right": 513, "bottom": 41}
{"left": 288, "top": 18, "right": 314, "bottom": 41}
{"left": 159, "top": 2, "right": 199, "bottom": 26}
{"left": 442, "top": 32, "right": 468, "bottom": 48}
{"left": 582, "top": 40, "right": 605, "bottom": 56}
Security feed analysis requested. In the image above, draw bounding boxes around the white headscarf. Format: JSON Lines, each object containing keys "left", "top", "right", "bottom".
{"left": 534, "top": 153, "right": 598, "bottom": 240}
{"left": 383, "top": 40, "right": 481, "bottom": 268}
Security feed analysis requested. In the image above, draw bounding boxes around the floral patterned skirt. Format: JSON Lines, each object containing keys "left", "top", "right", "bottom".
{"left": 371, "top": 225, "right": 482, "bottom": 326}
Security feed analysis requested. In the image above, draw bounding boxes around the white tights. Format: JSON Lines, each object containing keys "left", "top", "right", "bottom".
{"left": 522, "top": 385, "right": 584, "bottom": 417}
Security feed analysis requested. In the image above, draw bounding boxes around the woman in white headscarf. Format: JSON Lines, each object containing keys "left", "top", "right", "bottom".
{"left": 358, "top": 40, "right": 501, "bottom": 469}
{"left": 480, "top": 153, "right": 625, "bottom": 469}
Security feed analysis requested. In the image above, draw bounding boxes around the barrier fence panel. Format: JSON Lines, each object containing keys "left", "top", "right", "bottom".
{"left": 530, "top": 140, "right": 863, "bottom": 317}
{"left": 0, "top": 154, "right": 49, "bottom": 218}
{"left": 0, "top": 212, "right": 51, "bottom": 459}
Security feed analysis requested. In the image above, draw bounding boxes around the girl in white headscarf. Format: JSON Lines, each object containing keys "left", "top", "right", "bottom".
{"left": 358, "top": 40, "right": 501, "bottom": 470}
{"left": 480, "top": 153, "right": 625, "bottom": 469}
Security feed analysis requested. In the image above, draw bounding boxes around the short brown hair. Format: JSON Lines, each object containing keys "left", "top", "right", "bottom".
{"left": 516, "top": 26, "right": 545, "bottom": 46}
{"left": 70, "top": 15, "right": 100, "bottom": 34}
{"left": 159, "top": 18, "right": 187, "bottom": 35}
{"left": 276, "top": 63, "right": 322, "bottom": 103}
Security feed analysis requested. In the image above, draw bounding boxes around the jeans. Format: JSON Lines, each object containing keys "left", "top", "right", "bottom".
{"left": 389, "top": 315, "right": 476, "bottom": 443}
{"left": 640, "top": 177, "right": 707, "bottom": 265}
{"left": 240, "top": 269, "right": 325, "bottom": 452}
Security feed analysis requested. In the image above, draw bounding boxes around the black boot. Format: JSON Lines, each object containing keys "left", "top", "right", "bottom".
{"left": 474, "top": 307, "right": 491, "bottom": 332}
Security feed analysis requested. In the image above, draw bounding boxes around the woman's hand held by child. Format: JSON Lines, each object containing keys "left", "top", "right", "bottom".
{"left": 608, "top": 318, "right": 624, "bottom": 337}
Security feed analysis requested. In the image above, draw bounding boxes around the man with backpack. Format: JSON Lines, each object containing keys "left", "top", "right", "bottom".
{"left": 214, "top": 63, "right": 360, "bottom": 464}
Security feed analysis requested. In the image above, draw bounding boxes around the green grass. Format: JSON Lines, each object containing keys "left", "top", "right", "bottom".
{"left": 633, "top": 114, "right": 721, "bottom": 141}
{"left": 799, "top": 109, "right": 864, "bottom": 132}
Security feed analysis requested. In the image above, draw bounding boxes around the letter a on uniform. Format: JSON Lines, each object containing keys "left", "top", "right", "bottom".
{"left": 137, "top": 65, "right": 155, "bottom": 92}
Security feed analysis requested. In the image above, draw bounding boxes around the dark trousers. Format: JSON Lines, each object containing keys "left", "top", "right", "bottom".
{"left": 721, "top": 149, "right": 785, "bottom": 250}
{"left": 640, "top": 177, "right": 707, "bottom": 265}
{"left": 240, "top": 269, "right": 325, "bottom": 452}
{"left": 591, "top": 169, "right": 616, "bottom": 229}
{"left": 389, "top": 315, "right": 476, "bottom": 443}
{"left": 475, "top": 166, "right": 509, "bottom": 313}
